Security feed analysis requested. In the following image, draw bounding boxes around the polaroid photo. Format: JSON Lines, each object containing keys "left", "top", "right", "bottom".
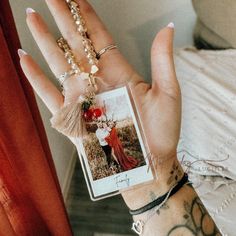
{"left": 79, "top": 86, "right": 154, "bottom": 200}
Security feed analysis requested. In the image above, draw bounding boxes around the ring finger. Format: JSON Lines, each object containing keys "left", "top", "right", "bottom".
{"left": 26, "top": 8, "right": 70, "bottom": 78}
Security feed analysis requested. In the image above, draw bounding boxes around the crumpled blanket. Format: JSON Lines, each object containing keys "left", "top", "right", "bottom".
{"left": 175, "top": 48, "right": 236, "bottom": 235}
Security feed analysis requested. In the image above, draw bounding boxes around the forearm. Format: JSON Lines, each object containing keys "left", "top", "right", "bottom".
{"left": 122, "top": 159, "right": 222, "bottom": 236}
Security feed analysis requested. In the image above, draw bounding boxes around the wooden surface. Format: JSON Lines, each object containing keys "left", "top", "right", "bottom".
{"left": 66, "top": 159, "right": 134, "bottom": 236}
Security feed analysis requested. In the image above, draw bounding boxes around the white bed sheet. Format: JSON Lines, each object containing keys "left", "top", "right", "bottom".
{"left": 175, "top": 48, "right": 236, "bottom": 235}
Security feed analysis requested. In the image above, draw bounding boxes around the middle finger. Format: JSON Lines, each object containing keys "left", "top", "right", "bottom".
{"left": 45, "top": 0, "right": 85, "bottom": 59}
{"left": 45, "top": 0, "right": 115, "bottom": 61}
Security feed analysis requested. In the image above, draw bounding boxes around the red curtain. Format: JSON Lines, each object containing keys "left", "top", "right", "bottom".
{"left": 0, "top": 1, "right": 73, "bottom": 235}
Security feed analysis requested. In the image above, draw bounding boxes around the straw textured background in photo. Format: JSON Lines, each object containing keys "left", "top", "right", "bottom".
{"left": 83, "top": 119, "right": 146, "bottom": 180}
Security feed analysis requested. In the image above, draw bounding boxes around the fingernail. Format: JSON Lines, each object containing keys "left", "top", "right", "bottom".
{"left": 18, "top": 49, "right": 27, "bottom": 58}
{"left": 167, "top": 22, "right": 175, "bottom": 28}
{"left": 26, "top": 7, "right": 36, "bottom": 14}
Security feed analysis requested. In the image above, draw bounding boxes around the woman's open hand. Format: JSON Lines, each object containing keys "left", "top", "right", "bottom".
{"left": 19, "top": 0, "right": 182, "bottom": 208}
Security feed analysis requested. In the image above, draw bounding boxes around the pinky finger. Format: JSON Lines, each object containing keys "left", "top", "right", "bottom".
{"left": 18, "top": 49, "right": 64, "bottom": 114}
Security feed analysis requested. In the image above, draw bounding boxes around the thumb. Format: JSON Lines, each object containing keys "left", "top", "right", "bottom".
{"left": 151, "top": 22, "right": 179, "bottom": 97}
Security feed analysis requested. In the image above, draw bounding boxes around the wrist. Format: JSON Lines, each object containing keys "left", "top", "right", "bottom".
{"left": 122, "top": 155, "right": 184, "bottom": 210}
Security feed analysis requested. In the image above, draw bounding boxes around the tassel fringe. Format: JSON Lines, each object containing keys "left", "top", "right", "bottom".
{"left": 50, "top": 101, "right": 83, "bottom": 137}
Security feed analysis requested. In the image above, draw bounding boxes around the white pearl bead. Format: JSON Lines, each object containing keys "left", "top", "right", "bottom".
{"left": 71, "top": 1, "right": 78, "bottom": 8}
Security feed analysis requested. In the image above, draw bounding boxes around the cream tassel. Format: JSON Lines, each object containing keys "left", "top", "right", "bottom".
{"left": 50, "top": 100, "right": 83, "bottom": 137}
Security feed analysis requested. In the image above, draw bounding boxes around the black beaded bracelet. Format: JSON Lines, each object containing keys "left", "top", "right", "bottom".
{"left": 129, "top": 173, "right": 189, "bottom": 216}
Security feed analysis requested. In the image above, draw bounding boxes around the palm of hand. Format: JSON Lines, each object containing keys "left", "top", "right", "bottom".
{"left": 20, "top": 0, "right": 181, "bottom": 172}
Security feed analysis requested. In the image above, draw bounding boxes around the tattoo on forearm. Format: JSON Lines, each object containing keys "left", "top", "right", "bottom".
{"left": 156, "top": 203, "right": 169, "bottom": 215}
{"left": 149, "top": 191, "right": 170, "bottom": 215}
{"left": 149, "top": 191, "right": 156, "bottom": 201}
{"left": 167, "top": 195, "right": 221, "bottom": 236}
{"left": 167, "top": 161, "right": 182, "bottom": 185}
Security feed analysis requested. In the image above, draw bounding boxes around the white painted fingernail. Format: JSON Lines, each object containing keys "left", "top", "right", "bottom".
{"left": 18, "top": 49, "right": 27, "bottom": 58}
{"left": 26, "top": 8, "right": 36, "bottom": 14}
{"left": 167, "top": 22, "right": 175, "bottom": 28}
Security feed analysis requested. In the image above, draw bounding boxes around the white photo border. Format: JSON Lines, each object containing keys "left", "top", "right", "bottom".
{"left": 80, "top": 86, "right": 154, "bottom": 199}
